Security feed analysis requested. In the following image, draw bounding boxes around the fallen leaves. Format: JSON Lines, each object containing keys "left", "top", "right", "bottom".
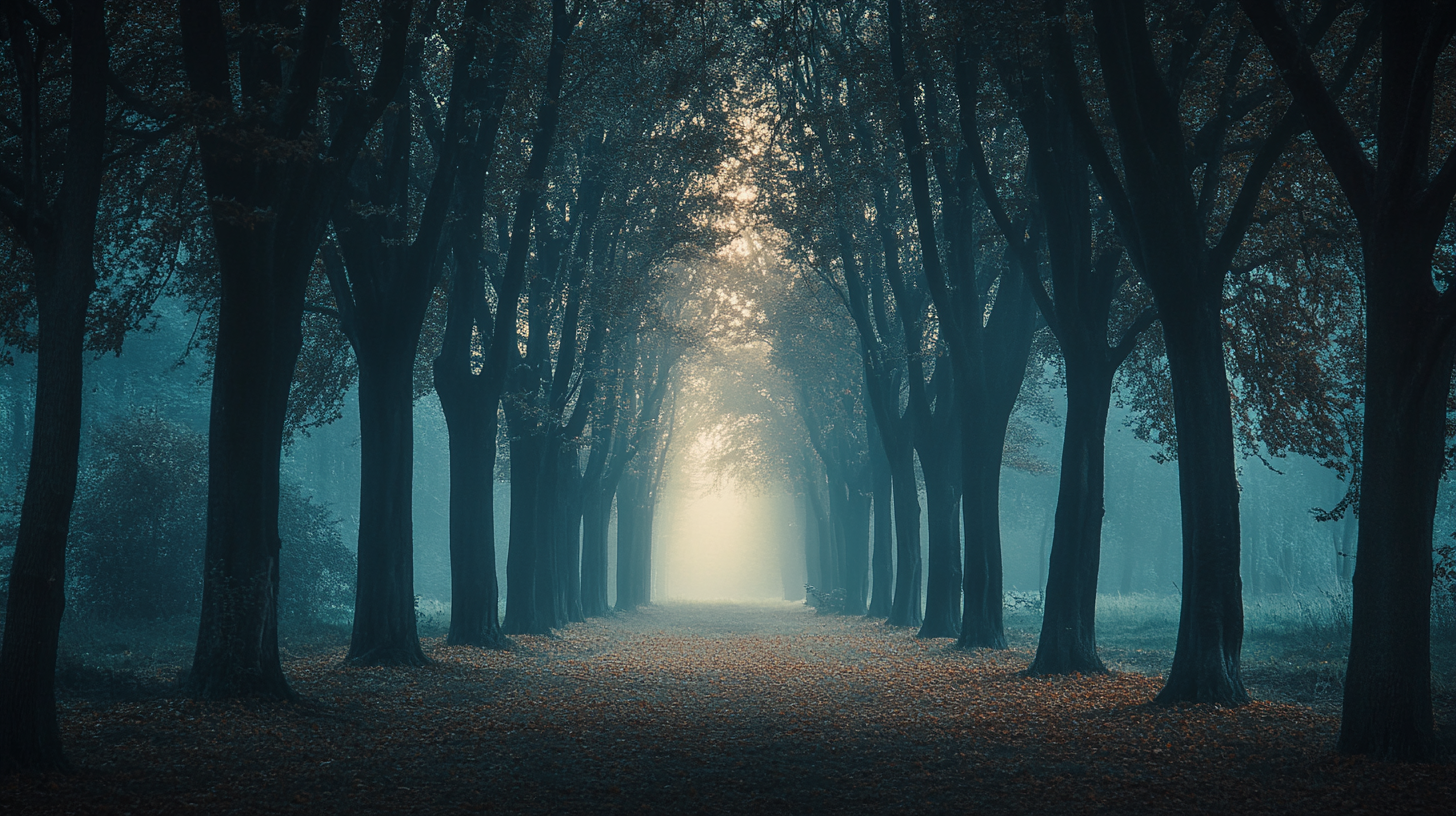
{"left": 3, "top": 601, "right": 1453, "bottom": 814}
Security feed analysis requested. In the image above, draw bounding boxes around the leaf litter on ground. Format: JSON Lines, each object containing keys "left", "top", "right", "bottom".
{"left": 4, "top": 600, "right": 1454, "bottom": 814}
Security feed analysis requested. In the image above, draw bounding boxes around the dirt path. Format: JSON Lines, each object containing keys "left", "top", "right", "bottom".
{"left": 5, "top": 602, "right": 1452, "bottom": 814}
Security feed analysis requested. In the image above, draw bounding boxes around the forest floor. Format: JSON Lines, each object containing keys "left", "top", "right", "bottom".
{"left": 5, "top": 600, "right": 1455, "bottom": 815}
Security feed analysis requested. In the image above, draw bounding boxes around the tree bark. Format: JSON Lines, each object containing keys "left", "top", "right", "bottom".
{"left": 868, "top": 423, "right": 894, "bottom": 618}
{"left": 440, "top": 377, "right": 506, "bottom": 647}
{"left": 503, "top": 430, "right": 547, "bottom": 634}
{"left": 957, "top": 263, "right": 1038, "bottom": 651}
{"left": 580, "top": 484, "right": 613, "bottom": 617}
{"left": 189, "top": 275, "right": 300, "bottom": 698}
{"left": 1336, "top": 237, "right": 1451, "bottom": 759}
{"left": 918, "top": 460, "right": 962, "bottom": 638}
{"left": 0, "top": 0, "right": 107, "bottom": 772}
{"left": 1028, "top": 363, "right": 1113, "bottom": 675}
{"left": 1153, "top": 296, "right": 1247, "bottom": 704}
{"left": 615, "top": 466, "right": 648, "bottom": 611}
{"left": 346, "top": 347, "right": 427, "bottom": 665}
{"left": 432, "top": 1, "right": 518, "bottom": 650}
{"left": 181, "top": 0, "right": 413, "bottom": 698}
{"left": 1239, "top": 0, "right": 1456, "bottom": 759}
{"left": 0, "top": 249, "right": 91, "bottom": 773}
{"left": 887, "top": 447, "right": 923, "bottom": 628}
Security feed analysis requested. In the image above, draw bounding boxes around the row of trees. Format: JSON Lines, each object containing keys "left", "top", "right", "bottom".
{"left": 2, "top": 0, "right": 1453, "bottom": 773}
{"left": 0, "top": 0, "right": 743, "bottom": 772}
{"left": 719, "top": 0, "right": 1452, "bottom": 763}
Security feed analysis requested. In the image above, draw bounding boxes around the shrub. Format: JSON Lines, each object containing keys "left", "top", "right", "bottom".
{"left": 68, "top": 411, "right": 207, "bottom": 619}
{"left": 62, "top": 409, "right": 354, "bottom": 624}
{"left": 804, "top": 584, "right": 847, "bottom": 615}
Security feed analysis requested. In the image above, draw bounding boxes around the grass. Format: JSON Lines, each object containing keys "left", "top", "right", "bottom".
{"left": 1003, "top": 590, "right": 1456, "bottom": 715}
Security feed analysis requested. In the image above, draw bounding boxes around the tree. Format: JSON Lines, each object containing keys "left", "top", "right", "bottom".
{"left": 323, "top": 0, "right": 489, "bottom": 667}
{"left": 964, "top": 14, "right": 1158, "bottom": 674}
{"left": 1037, "top": 0, "right": 1367, "bottom": 702}
{"left": 1241, "top": 0, "right": 1456, "bottom": 761}
{"left": 884, "top": 0, "right": 1039, "bottom": 648}
{"left": 181, "top": 0, "right": 414, "bottom": 699}
{"left": 432, "top": 1, "right": 525, "bottom": 649}
{"left": 0, "top": 0, "right": 112, "bottom": 772}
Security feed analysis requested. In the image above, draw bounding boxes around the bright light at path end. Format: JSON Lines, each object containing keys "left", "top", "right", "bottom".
{"left": 658, "top": 477, "right": 790, "bottom": 601}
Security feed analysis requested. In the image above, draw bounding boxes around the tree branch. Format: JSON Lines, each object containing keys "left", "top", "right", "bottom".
{"left": 1237, "top": 0, "right": 1375, "bottom": 221}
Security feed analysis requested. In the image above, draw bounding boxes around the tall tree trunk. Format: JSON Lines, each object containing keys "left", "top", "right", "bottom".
{"left": 887, "top": 448, "right": 923, "bottom": 627}
{"left": 918, "top": 467, "right": 962, "bottom": 638}
{"left": 532, "top": 437, "right": 563, "bottom": 629}
{"left": 503, "top": 430, "right": 546, "bottom": 634}
{"left": 1028, "top": 362, "right": 1113, "bottom": 675}
{"left": 868, "top": 432, "right": 894, "bottom": 618}
{"left": 346, "top": 346, "right": 427, "bottom": 665}
{"left": 180, "top": 0, "right": 413, "bottom": 699}
{"left": 440, "top": 378, "right": 506, "bottom": 647}
{"left": 0, "top": 250, "right": 91, "bottom": 772}
{"left": 0, "top": 0, "right": 107, "bottom": 772}
{"left": 804, "top": 475, "right": 833, "bottom": 600}
{"left": 1154, "top": 298, "right": 1248, "bottom": 704}
{"left": 558, "top": 445, "right": 586, "bottom": 623}
{"left": 615, "top": 468, "right": 640, "bottom": 611}
{"left": 842, "top": 482, "right": 872, "bottom": 616}
{"left": 189, "top": 277, "right": 299, "bottom": 698}
{"left": 1337, "top": 242, "right": 1451, "bottom": 760}
{"left": 1237, "top": 0, "right": 1456, "bottom": 757}
{"left": 579, "top": 485, "right": 613, "bottom": 617}
{"left": 960, "top": 417, "right": 1007, "bottom": 649}
{"left": 801, "top": 484, "right": 821, "bottom": 595}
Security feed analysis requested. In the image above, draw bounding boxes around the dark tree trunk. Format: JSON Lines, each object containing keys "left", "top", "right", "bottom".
{"left": 532, "top": 437, "right": 563, "bottom": 629}
{"left": 965, "top": 44, "right": 1160, "bottom": 671}
{"left": 1153, "top": 299, "right": 1247, "bottom": 705}
{"left": 1038, "top": 0, "right": 1335, "bottom": 700}
{"left": 580, "top": 485, "right": 612, "bottom": 617}
{"left": 346, "top": 347, "right": 427, "bottom": 665}
{"left": 0, "top": 0, "right": 107, "bottom": 773}
{"left": 503, "top": 431, "right": 547, "bottom": 634}
{"left": 959, "top": 421, "right": 1006, "bottom": 649}
{"left": 0, "top": 251, "right": 91, "bottom": 773}
{"left": 841, "top": 480, "right": 872, "bottom": 616}
{"left": 1239, "top": 0, "right": 1456, "bottom": 760}
{"left": 868, "top": 428, "right": 894, "bottom": 618}
{"left": 180, "top": 0, "right": 413, "bottom": 698}
{"left": 957, "top": 263, "right": 1037, "bottom": 651}
{"left": 558, "top": 445, "right": 586, "bottom": 623}
{"left": 804, "top": 475, "right": 833, "bottom": 600}
{"left": 801, "top": 484, "right": 821, "bottom": 595}
{"left": 1028, "top": 363, "right": 1113, "bottom": 675}
{"left": 578, "top": 373, "right": 621, "bottom": 619}
{"left": 1337, "top": 240, "right": 1451, "bottom": 759}
{"left": 887, "top": 447, "right": 923, "bottom": 627}
{"left": 327, "top": 0, "right": 491, "bottom": 665}
{"left": 432, "top": 8, "right": 516, "bottom": 649}
{"left": 918, "top": 466, "right": 962, "bottom": 638}
{"left": 479, "top": 0, "right": 575, "bottom": 634}
{"left": 190, "top": 279, "right": 300, "bottom": 698}
{"left": 440, "top": 377, "right": 506, "bottom": 647}
{"left": 616, "top": 467, "right": 649, "bottom": 612}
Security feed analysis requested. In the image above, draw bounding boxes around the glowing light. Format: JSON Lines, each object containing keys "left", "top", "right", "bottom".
{"left": 658, "top": 474, "right": 790, "bottom": 602}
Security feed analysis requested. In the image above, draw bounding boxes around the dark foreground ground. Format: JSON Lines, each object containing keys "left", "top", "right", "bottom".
{"left": 4, "top": 601, "right": 1454, "bottom": 815}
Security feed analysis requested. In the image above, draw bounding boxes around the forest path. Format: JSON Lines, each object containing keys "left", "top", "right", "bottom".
{"left": 13, "top": 602, "right": 1452, "bottom": 814}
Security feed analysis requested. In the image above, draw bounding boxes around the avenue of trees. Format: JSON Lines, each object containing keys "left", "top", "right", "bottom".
{"left": 2, "top": 0, "right": 1455, "bottom": 772}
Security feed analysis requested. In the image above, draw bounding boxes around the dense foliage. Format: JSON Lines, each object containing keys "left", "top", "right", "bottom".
{"left": 57, "top": 412, "right": 353, "bottom": 624}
